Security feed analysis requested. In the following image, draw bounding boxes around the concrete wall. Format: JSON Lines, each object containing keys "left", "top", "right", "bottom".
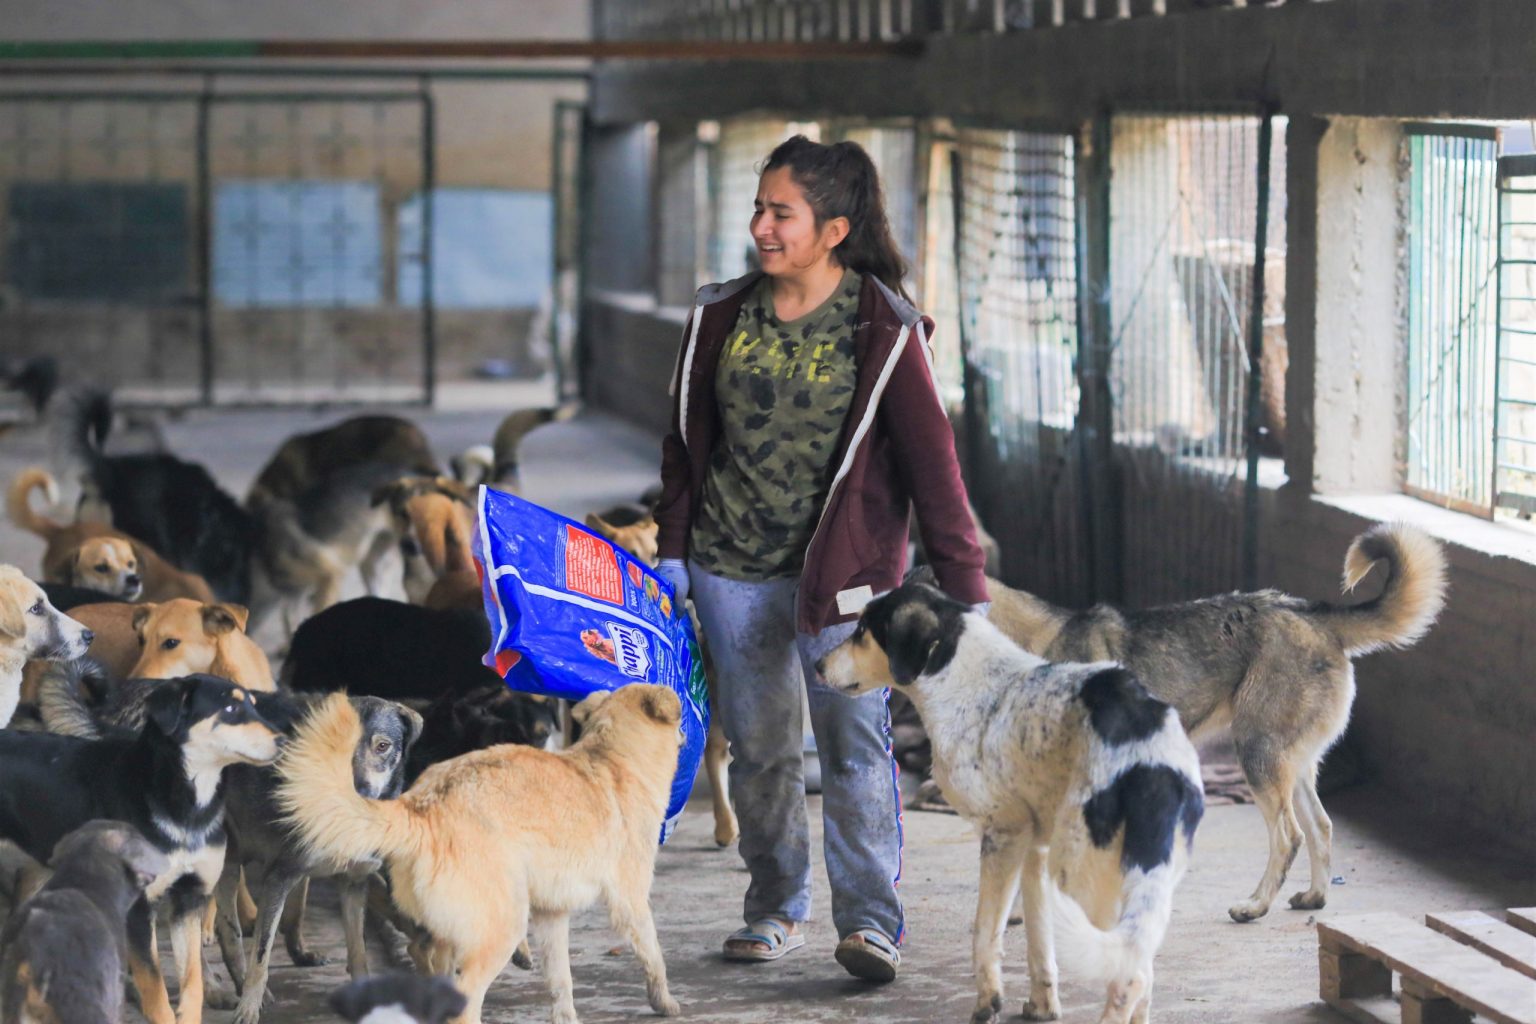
{"left": 579, "top": 0, "right": 1536, "bottom": 851}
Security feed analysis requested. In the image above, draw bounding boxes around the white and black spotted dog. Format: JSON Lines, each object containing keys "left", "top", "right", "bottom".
{"left": 818, "top": 582, "right": 1204, "bottom": 1024}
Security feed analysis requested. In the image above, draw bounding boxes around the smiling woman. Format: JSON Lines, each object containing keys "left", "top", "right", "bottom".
{"left": 654, "top": 135, "right": 990, "bottom": 983}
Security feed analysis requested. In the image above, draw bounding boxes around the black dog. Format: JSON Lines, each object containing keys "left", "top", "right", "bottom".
{"left": 66, "top": 389, "right": 259, "bottom": 603}
{"left": 0, "top": 820, "right": 168, "bottom": 1024}
{"left": 329, "top": 974, "right": 466, "bottom": 1024}
{"left": 407, "top": 682, "right": 558, "bottom": 786}
{"left": 39, "top": 583, "right": 120, "bottom": 613}
{"left": 214, "top": 693, "right": 423, "bottom": 1024}
{"left": 0, "top": 671, "right": 284, "bottom": 1024}
{"left": 282, "top": 597, "right": 495, "bottom": 701}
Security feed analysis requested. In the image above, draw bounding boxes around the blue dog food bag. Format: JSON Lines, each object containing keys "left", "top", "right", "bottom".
{"left": 474, "top": 486, "right": 707, "bottom": 843}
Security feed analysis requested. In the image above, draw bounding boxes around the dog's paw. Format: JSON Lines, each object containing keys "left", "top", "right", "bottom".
{"left": 233, "top": 996, "right": 267, "bottom": 1024}
{"left": 205, "top": 987, "right": 240, "bottom": 1011}
{"left": 286, "top": 948, "right": 331, "bottom": 968}
{"left": 512, "top": 943, "right": 534, "bottom": 970}
{"left": 713, "top": 826, "right": 738, "bottom": 847}
{"left": 1228, "top": 899, "right": 1270, "bottom": 923}
{"left": 1288, "top": 889, "right": 1326, "bottom": 911}
{"left": 651, "top": 993, "right": 681, "bottom": 1017}
{"left": 970, "top": 993, "right": 1003, "bottom": 1023}
{"left": 1020, "top": 994, "right": 1061, "bottom": 1021}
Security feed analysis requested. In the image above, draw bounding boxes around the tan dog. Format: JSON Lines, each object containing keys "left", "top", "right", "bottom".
{"left": 372, "top": 476, "right": 475, "bottom": 604}
{"left": 8, "top": 468, "right": 216, "bottom": 602}
{"left": 277, "top": 685, "right": 683, "bottom": 1024}
{"left": 247, "top": 415, "right": 438, "bottom": 507}
{"left": 60, "top": 599, "right": 275, "bottom": 691}
{"left": 589, "top": 506, "right": 736, "bottom": 848}
{"left": 0, "top": 565, "right": 94, "bottom": 727}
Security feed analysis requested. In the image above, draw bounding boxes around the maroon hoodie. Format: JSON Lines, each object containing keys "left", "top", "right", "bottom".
{"left": 656, "top": 271, "right": 989, "bottom": 634}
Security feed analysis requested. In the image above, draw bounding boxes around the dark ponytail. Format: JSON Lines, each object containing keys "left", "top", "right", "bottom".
{"left": 761, "top": 135, "right": 909, "bottom": 300}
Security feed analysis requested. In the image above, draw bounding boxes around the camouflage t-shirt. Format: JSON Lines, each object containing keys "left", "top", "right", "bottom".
{"left": 690, "top": 269, "right": 862, "bottom": 580}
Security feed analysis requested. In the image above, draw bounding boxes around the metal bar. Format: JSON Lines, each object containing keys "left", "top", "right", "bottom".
{"left": 195, "top": 83, "right": 213, "bottom": 405}
{"left": 1078, "top": 111, "right": 1120, "bottom": 603}
{"left": 0, "top": 63, "right": 592, "bottom": 80}
{"left": 1404, "top": 122, "right": 1501, "bottom": 141}
{"left": 550, "top": 98, "right": 570, "bottom": 403}
{"left": 0, "top": 38, "right": 923, "bottom": 60}
{"left": 1242, "top": 109, "right": 1272, "bottom": 590}
{"left": 949, "top": 145, "right": 984, "bottom": 486}
{"left": 420, "top": 82, "right": 436, "bottom": 407}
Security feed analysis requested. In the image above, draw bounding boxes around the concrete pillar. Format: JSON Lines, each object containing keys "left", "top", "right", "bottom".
{"left": 1309, "top": 116, "right": 1406, "bottom": 495}
{"left": 655, "top": 123, "right": 704, "bottom": 308}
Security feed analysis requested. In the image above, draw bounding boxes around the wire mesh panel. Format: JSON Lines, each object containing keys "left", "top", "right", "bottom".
{"left": 1405, "top": 127, "right": 1499, "bottom": 514}
{"left": 951, "top": 129, "right": 1089, "bottom": 604}
{"left": 0, "top": 94, "right": 203, "bottom": 402}
{"left": 206, "top": 93, "right": 431, "bottom": 404}
{"left": 1495, "top": 153, "right": 1536, "bottom": 520}
{"left": 1107, "top": 113, "right": 1276, "bottom": 605}
{"left": 551, "top": 100, "right": 586, "bottom": 401}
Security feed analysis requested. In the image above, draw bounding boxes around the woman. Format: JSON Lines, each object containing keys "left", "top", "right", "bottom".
{"left": 655, "top": 135, "right": 988, "bottom": 982}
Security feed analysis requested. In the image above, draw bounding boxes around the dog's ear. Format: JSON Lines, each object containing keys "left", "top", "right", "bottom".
{"left": 203, "top": 602, "right": 248, "bottom": 635}
{"left": 397, "top": 703, "right": 425, "bottom": 749}
{"left": 571, "top": 689, "right": 612, "bottom": 727}
{"left": 0, "top": 592, "right": 26, "bottom": 641}
{"left": 369, "top": 479, "right": 405, "bottom": 509}
{"left": 583, "top": 513, "right": 615, "bottom": 539}
{"left": 144, "top": 678, "right": 195, "bottom": 737}
{"left": 638, "top": 686, "right": 680, "bottom": 725}
{"left": 425, "top": 978, "right": 469, "bottom": 1023}
{"left": 874, "top": 603, "right": 942, "bottom": 687}
{"left": 131, "top": 603, "right": 157, "bottom": 639}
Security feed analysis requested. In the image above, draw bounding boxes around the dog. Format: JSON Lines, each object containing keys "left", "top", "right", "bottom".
{"left": 277, "top": 685, "right": 683, "bottom": 1024}
{"left": 369, "top": 476, "right": 475, "bottom": 604}
{"left": 247, "top": 415, "right": 438, "bottom": 509}
{"left": 64, "top": 390, "right": 261, "bottom": 603}
{"left": 40, "top": 582, "right": 119, "bottom": 611}
{"left": 0, "top": 820, "right": 169, "bottom": 1024}
{"left": 282, "top": 597, "right": 496, "bottom": 702}
{"left": 819, "top": 583, "right": 1204, "bottom": 1024}
{"left": 407, "top": 683, "right": 559, "bottom": 786}
{"left": 209, "top": 694, "right": 422, "bottom": 1024}
{"left": 47, "top": 599, "right": 274, "bottom": 698}
{"left": 0, "top": 565, "right": 94, "bottom": 728}
{"left": 0, "top": 822, "right": 165, "bottom": 1019}
{"left": 970, "top": 521, "right": 1447, "bottom": 923}
{"left": 585, "top": 505, "right": 658, "bottom": 570}
{"left": 8, "top": 468, "right": 217, "bottom": 602}
{"left": 329, "top": 974, "right": 466, "bottom": 1024}
{"left": 0, "top": 672, "right": 284, "bottom": 1024}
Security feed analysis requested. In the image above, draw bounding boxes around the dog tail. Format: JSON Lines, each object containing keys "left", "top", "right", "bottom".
{"left": 6, "top": 467, "right": 62, "bottom": 539}
{"left": 277, "top": 694, "right": 423, "bottom": 866}
{"left": 1047, "top": 872, "right": 1173, "bottom": 992}
{"left": 37, "top": 659, "right": 104, "bottom": 740}
{"left": 490, "top": 402, "right": 580, "bottom": 486}
{"left": 1319, "top": 523, "right": 1448, "bottom": 657}
{"left": 57, "top": 387, "right": 113, "bottom": 471}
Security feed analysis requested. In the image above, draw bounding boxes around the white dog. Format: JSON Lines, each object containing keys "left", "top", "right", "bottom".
{"left": 819, "top": 582, "right": 1204, "bottom": 1024}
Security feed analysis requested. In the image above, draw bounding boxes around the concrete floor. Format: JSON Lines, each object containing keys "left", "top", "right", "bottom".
{"left": 1, "top": 387, "right": 1532, "bottom": 1023}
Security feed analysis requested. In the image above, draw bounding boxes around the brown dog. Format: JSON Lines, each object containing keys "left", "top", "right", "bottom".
{"left": 58, "top": 599, "right": 274, "bottom": 692}
{"left": 247, "top": 415, "right": 438, "bottom": 508}
{"left": 8, "top": 468, "right": 216, "bottom": 603}
{"left": 372, "top": 476, "right": 475, "bottom": 603}
{"left": 278, "top": 685, "right": 683, "bottom": 1024}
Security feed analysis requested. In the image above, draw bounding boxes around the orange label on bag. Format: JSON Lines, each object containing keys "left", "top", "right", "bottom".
{"left": 564, "top": 524, "right": 625, "bottom": 605}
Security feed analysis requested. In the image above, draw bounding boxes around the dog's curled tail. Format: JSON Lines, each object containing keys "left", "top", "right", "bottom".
{"left": 490, "top": 402, "right": 581, "bottom": 485}
{"left": 6, "top": 467, "right": 61, "bottom": 539}
{"left": 56, "top": 388, "right": 113, "bottom": 471}
{"left": 37, "top": 659, "right": 104, "bottom": 740}
{"left": 276, "top": 694, "right": 421, "bottom": 866}
{"left": 1328, "top": 522, "right": 1448, "bottom": 657}
{"left": 1047, "top": 874, "right": 1172, "bottom": 994}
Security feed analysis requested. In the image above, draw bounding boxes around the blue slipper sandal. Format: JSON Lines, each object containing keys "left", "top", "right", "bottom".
{"left": 834, "top": 928, "right": 900, "bottom": 982}
{"left": 722, "top": 918, "right": 804, "bottom": 962}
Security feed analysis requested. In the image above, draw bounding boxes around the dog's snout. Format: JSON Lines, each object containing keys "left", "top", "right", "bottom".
{"left": 125, "top": 574, "right": 142, "bottom": 586}
{"left": 80, "top": 628, "right": 95, "bottom": 646}
{"left": 814, "top": 656, "right": 826, "bottom": 676}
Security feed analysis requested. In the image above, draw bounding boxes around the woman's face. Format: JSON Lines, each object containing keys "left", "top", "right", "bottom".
{"left": 751, "top": 166, "right": 846, "bottom": 279}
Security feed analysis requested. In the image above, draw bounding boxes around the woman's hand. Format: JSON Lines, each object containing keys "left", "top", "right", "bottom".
{"left": 657, "top": 559, "right": 691, "bottom": 606}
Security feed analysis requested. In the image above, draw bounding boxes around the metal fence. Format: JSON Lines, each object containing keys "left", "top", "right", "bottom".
{"left": 0, "top": 88, "right": 434, "bottom": 406}
{"left": 1497, "top": 154, "right": 1536, "bottom": 520}
{"left": 948, "top": 128, "right": 1091, "bottom": 605}
{"left": 1106, "top": 111, "right": 1278, "bottom": 604}
{"left": 595, "top": 0, "right": 1337, "bottom": 41}
{"left": 1405, "top": 126, "right": 1499, "bottom": 514}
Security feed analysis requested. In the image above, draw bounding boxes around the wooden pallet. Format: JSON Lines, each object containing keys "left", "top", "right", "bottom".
{"left": 1318, "top": 909, "right": 1536, "bottom": 1024}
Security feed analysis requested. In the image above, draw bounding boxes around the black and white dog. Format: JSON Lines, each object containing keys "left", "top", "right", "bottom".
{"left": 818, "top": 583, "right": 1204, "bottom": 1024}
{"left": 329, "top": 974, "right": 466, "bottom": 1024}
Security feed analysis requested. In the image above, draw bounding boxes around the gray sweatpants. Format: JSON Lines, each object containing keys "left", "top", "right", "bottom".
{"left": 689, "top": 560, "right": 905, "bottom": 944}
